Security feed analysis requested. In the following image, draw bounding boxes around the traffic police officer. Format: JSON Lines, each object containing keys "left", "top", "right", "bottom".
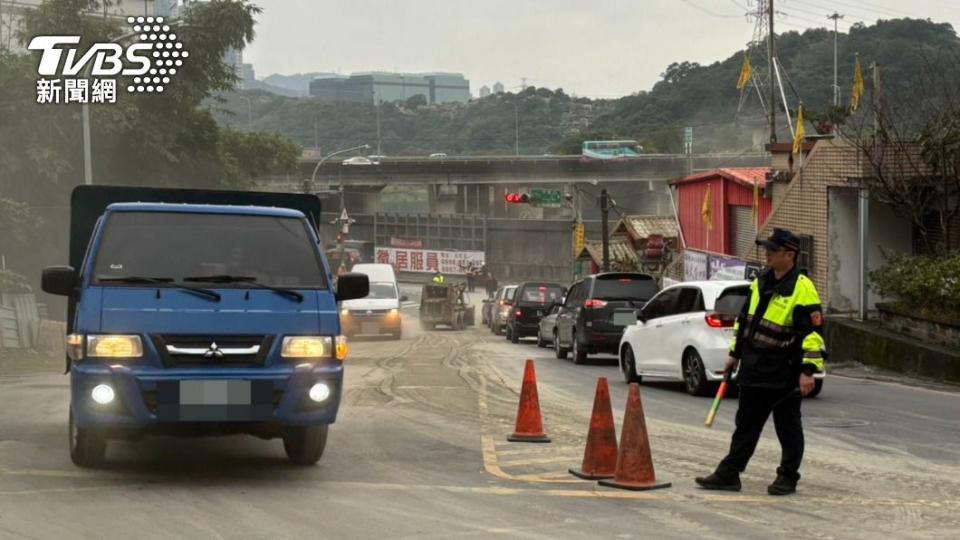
{"left": 696, "top": 228, "right": 825, "bottom": 496}
{"left": 431, "top": 269, "right": 446, "bottom": 285}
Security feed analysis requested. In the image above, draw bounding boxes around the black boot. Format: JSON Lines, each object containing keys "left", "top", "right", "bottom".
{"left": 695, "top": 472, "right": 741, "bottom": 491}
{"left": 767, "top": 474, "right": 797, "bottom": 495}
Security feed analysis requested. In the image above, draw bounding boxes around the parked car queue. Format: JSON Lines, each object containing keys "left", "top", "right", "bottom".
{"left": 481, "top": 273, "right": 825, "bottom": 397}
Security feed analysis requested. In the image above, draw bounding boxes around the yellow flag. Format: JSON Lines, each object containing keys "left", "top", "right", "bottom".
{"left": 851, "top": 54, "right": 865, "bottom": 111}
{"left": 793, "top": 105, "right": 805, "bottom": 155}
{"left": 701, "top": 185, "right": 713, "bottom": 231}
{"left": 736, "top": 54, "right": 753, "bottom": 93}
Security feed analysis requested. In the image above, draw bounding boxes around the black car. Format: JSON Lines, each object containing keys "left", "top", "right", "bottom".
{"left": 505, "top": 282, "right": 566, "bottom": 343}
{"left": 554, "top": 272, "right": 659, "bottom": 364}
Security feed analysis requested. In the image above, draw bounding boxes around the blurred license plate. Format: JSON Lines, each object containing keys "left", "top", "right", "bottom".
{"left": 156, "top": 380, "right": 272, "bottom": 422}
{"left": 362, "top": 322, "right": 380, "bottom": 335}
{"left": 613, "top": 312, "right": 637, "bottom": 326}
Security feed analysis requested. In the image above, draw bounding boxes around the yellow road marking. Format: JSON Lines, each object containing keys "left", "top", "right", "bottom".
{"left": 497, "top": 456, "right": 574, "bottom": 468}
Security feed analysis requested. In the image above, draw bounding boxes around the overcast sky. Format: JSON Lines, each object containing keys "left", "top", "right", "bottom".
{"left": 243, "top": 0, "right": 960, "bottom": 98}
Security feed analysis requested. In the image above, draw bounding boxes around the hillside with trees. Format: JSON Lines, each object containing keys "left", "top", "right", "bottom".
{"left": 219, "top": 18, "right": 960, "bottom": 155}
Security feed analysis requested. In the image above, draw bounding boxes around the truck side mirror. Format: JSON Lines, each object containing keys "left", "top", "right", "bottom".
{"left": 42, "top": 266, "right": 79, "bottom": 297}
{"left": 336, "top": 273, "right": 369, "bottom": 302}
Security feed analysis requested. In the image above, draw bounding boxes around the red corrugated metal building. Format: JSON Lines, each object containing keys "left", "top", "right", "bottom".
{"left": 669, "top": 168, "right": 773, "bottom": 256}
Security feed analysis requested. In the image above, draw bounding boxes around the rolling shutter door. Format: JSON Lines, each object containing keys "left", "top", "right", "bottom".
{"left": 730, "top": 206, "right": 756, "bottom": 259}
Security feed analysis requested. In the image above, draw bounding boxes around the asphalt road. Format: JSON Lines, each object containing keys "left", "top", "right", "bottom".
{"left": 0, "top": 286, "right": 958, "bottom": 539}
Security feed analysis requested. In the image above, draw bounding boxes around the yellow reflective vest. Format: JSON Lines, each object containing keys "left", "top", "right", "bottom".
{"left": 432, "top": 274, "right": 445, "bottom": 284}
{"left": 729, "top": 267, "right": 825, "bottom": 385}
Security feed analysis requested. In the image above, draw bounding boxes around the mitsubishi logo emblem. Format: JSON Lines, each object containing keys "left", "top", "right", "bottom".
{"left": 203, "top": 342, "right": 225, "bottom": 358}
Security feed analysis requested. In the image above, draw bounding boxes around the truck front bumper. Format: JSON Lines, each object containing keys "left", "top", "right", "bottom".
{"left": 70, "top": 362, "right": 344, "bottom": 434}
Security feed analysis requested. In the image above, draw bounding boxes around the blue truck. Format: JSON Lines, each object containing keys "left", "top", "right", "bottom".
{"left": 42, "top": 186, "right": 369, "bottom": 467}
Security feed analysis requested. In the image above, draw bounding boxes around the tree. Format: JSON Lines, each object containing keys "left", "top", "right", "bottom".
{"left": 0, "top": 0, "right": 303, "bottom": 297}
{"left": 404, "top": 94, "right": 428, "bottom": 109}
{"left": 847, "top": 47, "right": 960, "bottom": 253}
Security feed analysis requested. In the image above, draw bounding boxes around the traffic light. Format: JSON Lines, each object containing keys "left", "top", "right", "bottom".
{"left": 573, "top": 223, "right": 585, "bottom": 254}
{"left": 505, "top": 192, "right": 530, "bottom": 204}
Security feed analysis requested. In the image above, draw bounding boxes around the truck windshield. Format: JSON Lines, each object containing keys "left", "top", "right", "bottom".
{"left": 92, "top": 212, "right": 327, "bottom": 288}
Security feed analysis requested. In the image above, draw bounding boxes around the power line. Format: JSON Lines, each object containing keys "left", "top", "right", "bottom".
{"left": 787, "top": 0, "right": 888, "bottom": 22}
{"left": 679, "top": 0, "right": 742, "bottom": 18}
{"left": 778, "top": 3, "right": 855, "bottom": 27}
{"left": 816, "top": 0, "right": 909, "bottom": 18}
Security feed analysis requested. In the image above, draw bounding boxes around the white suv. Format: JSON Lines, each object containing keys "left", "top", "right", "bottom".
{"left": 618, "top": 281, "right": 825, "bottom": 397}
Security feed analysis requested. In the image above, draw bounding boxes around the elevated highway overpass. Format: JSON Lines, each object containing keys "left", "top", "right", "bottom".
{"left": 255, "top": 152, "right": 770, "bottom": 217}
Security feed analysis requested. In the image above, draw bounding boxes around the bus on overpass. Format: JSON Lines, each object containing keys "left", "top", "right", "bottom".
{"left": 581, "top": 140, "right": 643, "bottom": 160}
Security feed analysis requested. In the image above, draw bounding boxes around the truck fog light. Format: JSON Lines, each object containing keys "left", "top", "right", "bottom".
{"left": 309, "top": 383, "right": 331, "bottom": 403}
{"left": 91, "top": 384, "right": 115, "bottom": 405}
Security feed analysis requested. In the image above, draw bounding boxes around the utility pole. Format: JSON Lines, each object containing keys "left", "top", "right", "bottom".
{"left": 828, "top": 12, "right": 844, "bottom": 108}
{"left": 768, "top": 0, "right": 776, "bottom": 143}
{"left": 314, "top": 116, "right": 319, "bottom": 151}
{"left": 376, "top": 99, "right": 382, "bottom": 156}
{"left": 859, "top": 62, "right": 881, "bottom": 321}
{"left": 600, "top": 188, "right": 610, "bottom": 272}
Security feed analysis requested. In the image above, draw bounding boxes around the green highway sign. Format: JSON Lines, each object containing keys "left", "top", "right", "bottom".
{"left": 529, "top": 188, "right": 563, "bottom": 207}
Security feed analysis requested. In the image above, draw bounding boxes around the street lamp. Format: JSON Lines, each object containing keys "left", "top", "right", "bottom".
{"left": 81, "top": 20, "right": 186, "bottom": 185}
{"left": 512, "top": 102, "right": 519, "bottom": 156}
{"left": 308, "top": 143, "right": 371, "bottom": 192}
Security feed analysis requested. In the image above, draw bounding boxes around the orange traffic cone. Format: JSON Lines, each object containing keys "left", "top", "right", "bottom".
{"left": 507, "top": 359, "right": 550, "bottom": 443}
{"left": 569, "top": 377, "right": 618, "bottom": 480}
{"left": 598, "top": 383, "right": 671, "bottom": 491}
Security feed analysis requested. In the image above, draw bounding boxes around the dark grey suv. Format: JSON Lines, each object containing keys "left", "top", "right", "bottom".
{"left": 554, "top": 273, "right": 659, "bottom": 364}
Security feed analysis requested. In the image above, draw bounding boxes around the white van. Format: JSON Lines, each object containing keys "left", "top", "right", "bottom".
{"left": 342, "top": 264, "right": 407, "bottom": 339}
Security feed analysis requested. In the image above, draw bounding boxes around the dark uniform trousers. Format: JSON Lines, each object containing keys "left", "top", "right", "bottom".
{"left": 716, "top": 385, "right": 804, "bottom": 482}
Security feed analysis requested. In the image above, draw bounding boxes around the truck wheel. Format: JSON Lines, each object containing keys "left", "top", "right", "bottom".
{"left": 69, "top": 408, "right": 106, "bottom": 468}
{"left": 510, "top": 325, "right": 520, "bottom": 343}
{"left": 809, "top": 379, "right": 823, "bottom": 398}
{"left": 283, "top": 424, "right": 329, "bottom": 466}
{"left": 571, "top": 332, "right": 587, "bottom": 365}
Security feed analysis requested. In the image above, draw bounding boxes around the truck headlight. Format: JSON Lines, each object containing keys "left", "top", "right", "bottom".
{"left": 282, "top": 336, "right": 331, "bottom": 358}
{"left": 282, "top": 336, "right": 349, "bottom": 362}
{"left": 87, "top": 335, "right": 143, "bottom": 358}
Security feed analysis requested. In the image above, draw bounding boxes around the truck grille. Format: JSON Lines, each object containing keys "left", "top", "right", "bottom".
{"left": 152, "top": 335, "right": 273, "bottom": 368}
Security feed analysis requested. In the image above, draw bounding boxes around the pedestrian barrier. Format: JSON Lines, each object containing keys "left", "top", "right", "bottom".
{"left": 598, "top": 383, "right": 671, "bottom": 491}
{"left": 569, "top": 377, "right": 618, "bottom": 480}
{"left": 507, "top": 359, "right": 550, "bottom": 443}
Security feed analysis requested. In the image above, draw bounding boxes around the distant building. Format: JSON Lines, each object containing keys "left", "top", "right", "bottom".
{"left": 479, "top": 85, "right": 491, "bottom": 98}
{"left": 241, "top": 63, "right": 256, "bottom": 90}
{"left": 157, "top": 1, "right": 243, "bottom": 87}
{"left": 493, "top": 82, "right": 505, "bottom": 94}
{"left": 223, "top": 46, "right": 243, "bottom": 83}
{"left": 1, "top": 0, "right": 153, "bottom": 52}
{"left": 309, "top": 72, "right": 470, "bottom": 104}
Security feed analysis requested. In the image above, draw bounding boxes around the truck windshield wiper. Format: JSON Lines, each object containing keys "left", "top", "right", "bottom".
{"left": 97, "top": 276, "right": 222, "bottom": 302}
{"left": 183, "top": 275, "right": 304, "bottom": 303}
